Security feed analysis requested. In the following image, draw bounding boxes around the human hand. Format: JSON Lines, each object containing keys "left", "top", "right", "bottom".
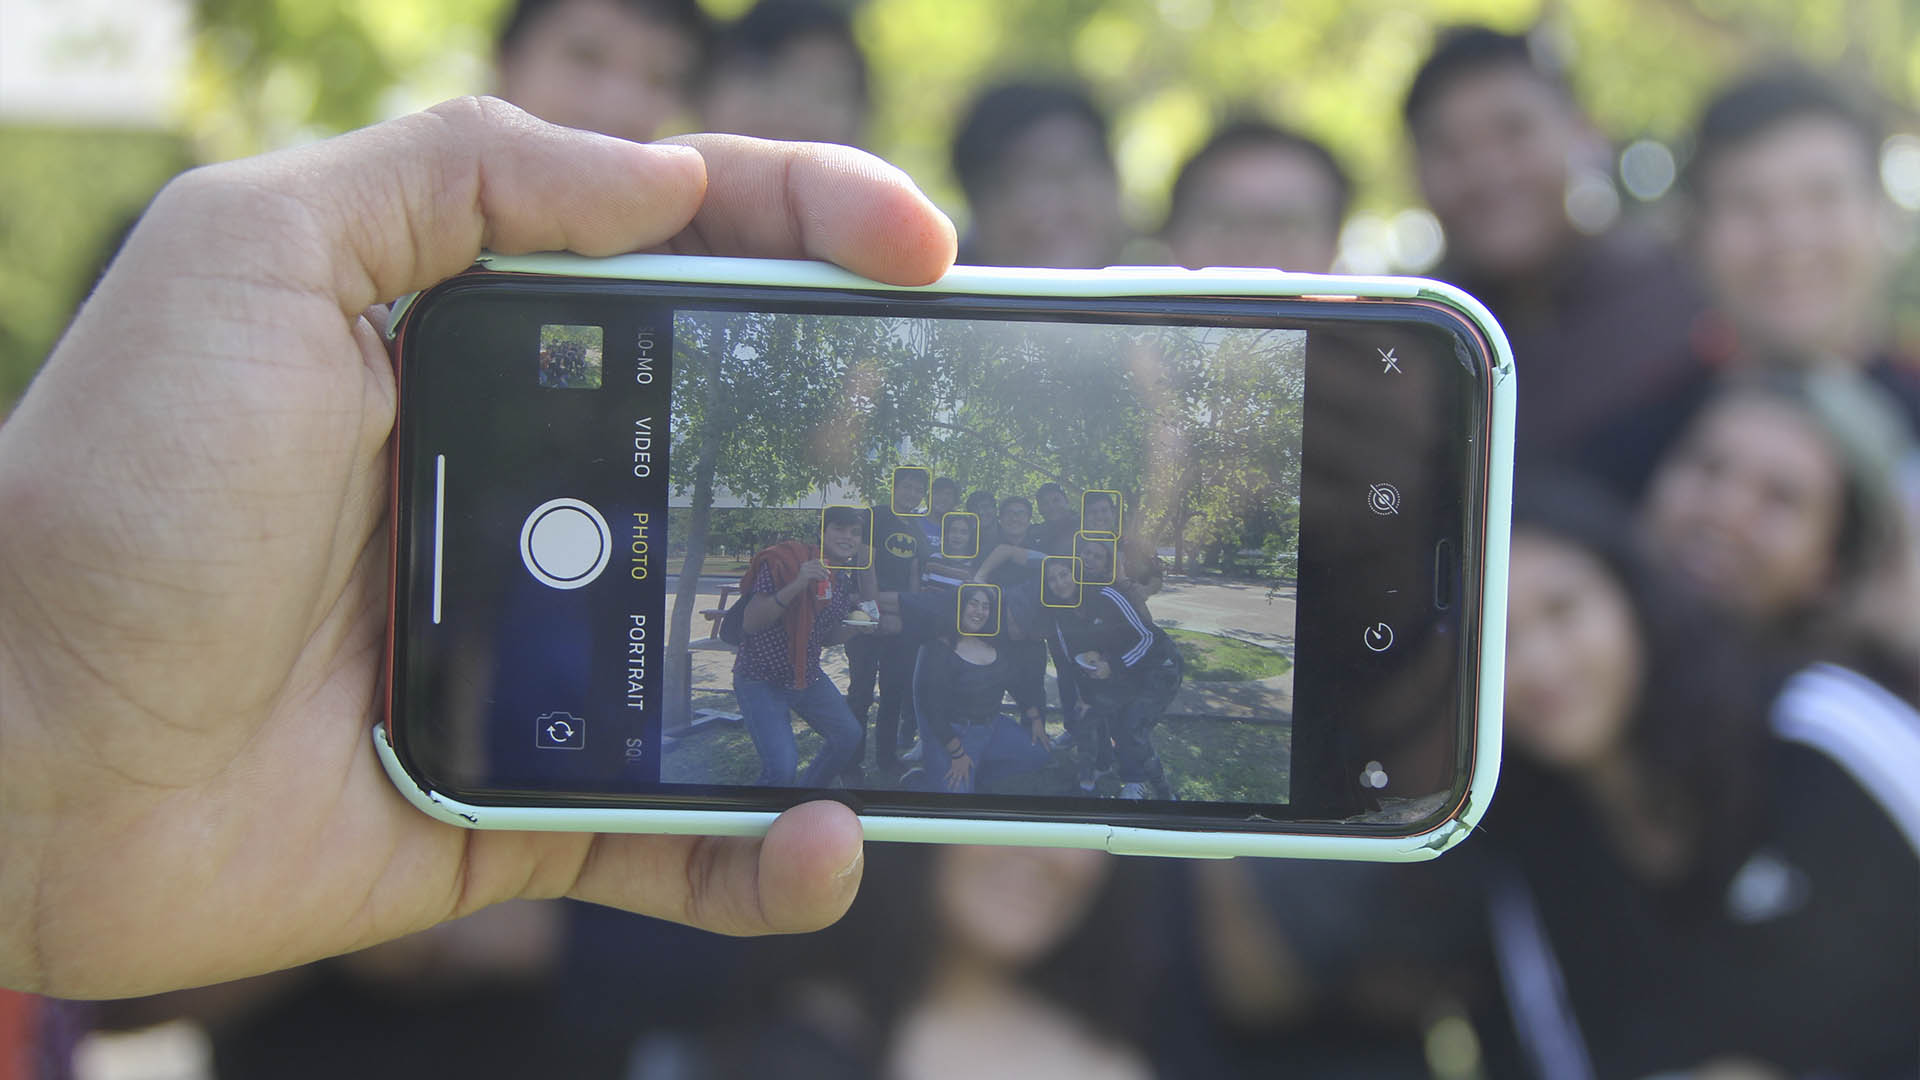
{"left": 944, "top": 752, "right": 974, "bottom": 791}
{"left": 0, "top": 97, "right": 955, "bottom": 998}
{"left": 796, "top": 559, "right": 833, "bottom": 585}
{"left": 333, "top": 900, "right": 560, "bottom": 988}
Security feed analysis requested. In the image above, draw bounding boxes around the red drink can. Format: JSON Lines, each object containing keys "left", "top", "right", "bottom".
{"left": 816, "top": 575, "right": 831, "bottom": 601}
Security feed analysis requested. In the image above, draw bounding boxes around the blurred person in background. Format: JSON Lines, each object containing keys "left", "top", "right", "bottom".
{"left": 1163, "top": 120, "right": 1352, "bottom": 274}
{"left": 1481, "top": 478, "right": 1918, "bottom": 1078}
{"left": 1639, "top": 372, "right": 1920, "bottom": 700}
{"left": 701, "top": 843, "right": 1163, "bottom": 1079}
{"left": 1185, "top": 858, "right": 1453, "bottom": 1080}
{"left": 1691, "top": 69, "right": 1920, "bottom": 430}
{"left": 701, "top": 0, "right": 870, "bottom": 147}
{"left": 495, "top": 0, "right": 713, "bottom": 143}
{"left": 1405, "top": 26, "right": 1706, "bottom": 469}
{"left": 1589, "top": 67, "right": 1920, "bottom": 495}
{"left": 103, "top": 903, "right": 564, "bottom": 1080}
{"left": 951, "top": 81, "right": 1128, "bottom": 268}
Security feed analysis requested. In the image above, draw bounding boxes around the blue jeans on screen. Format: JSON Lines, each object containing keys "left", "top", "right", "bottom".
{"left": 733, "top": 673, "right": 862, "bottom": 787}
{"left": 917, "top": 712, "right": 1053, "bottom": 794}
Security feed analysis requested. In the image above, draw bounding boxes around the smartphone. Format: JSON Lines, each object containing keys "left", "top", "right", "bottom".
{"left": 377, "top": 254, "right": 1513, "bottom": 860}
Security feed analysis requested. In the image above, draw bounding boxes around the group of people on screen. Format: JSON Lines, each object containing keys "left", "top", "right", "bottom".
{"left": 727, "top": 468, "right": 1183, "bottom": 803}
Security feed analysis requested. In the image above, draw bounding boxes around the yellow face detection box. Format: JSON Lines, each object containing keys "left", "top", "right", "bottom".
{"left": 1041, "top": 556, "right": 1083, "bottom": 608}
{"left": 1080, "top": 490, "right": 1122, "bottom": 538}
{"left": 956, "top": 583, "right": 1001, "bottom": 636}
{"left": 820, "top": 506, "right": 874, "bottom": 570}
{"left": 890, "top": 465, "right": 932, "bottom": 516}
{"left": 1073, "top": 533, "right": 1117, "bottom": 585}
{"left": 940, "top": 511, "right": 980, "bottom": 558}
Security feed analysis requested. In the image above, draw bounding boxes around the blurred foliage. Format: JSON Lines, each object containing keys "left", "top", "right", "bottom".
{"left": 4, "top": 0, "right": 1919, "bottom": 410}
{"left": 0, "top": 127, "right": 193, "bottom": 409}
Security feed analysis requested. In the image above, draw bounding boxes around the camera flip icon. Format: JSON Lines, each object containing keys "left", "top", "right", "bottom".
{"left": 535, "top": 711, "right": 586, "bottom": 750}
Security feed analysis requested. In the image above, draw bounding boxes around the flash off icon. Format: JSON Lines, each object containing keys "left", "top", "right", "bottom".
{"left": 1368, "top": 483, "right": 1401, "bottom": 516}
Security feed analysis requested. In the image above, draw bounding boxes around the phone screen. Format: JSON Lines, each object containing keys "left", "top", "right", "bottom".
{"left": 390, "top": 276, "right": 1495, "bottom": 833}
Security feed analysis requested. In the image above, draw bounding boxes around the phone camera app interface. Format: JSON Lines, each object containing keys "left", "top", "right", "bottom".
{"left": 408, "top": 289, "right": 1478, "bottom": 822}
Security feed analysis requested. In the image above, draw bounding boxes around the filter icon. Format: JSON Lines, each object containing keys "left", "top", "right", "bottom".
{"left": 1367, "top": 482, "right": 1401, "bottom": 516}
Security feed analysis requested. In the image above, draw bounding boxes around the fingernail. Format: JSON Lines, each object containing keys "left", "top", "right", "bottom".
{"left": 833, "top": 847, "right": 864, "bottom": 881}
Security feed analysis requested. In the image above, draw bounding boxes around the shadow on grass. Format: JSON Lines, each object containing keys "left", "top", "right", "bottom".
{"left": 663, "top": 696, "right": 1289, "bottom": 805}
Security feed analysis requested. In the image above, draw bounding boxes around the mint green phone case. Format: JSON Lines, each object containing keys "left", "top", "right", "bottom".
{"left": 378, "top": 254, "right": 1515, "bottom": 861}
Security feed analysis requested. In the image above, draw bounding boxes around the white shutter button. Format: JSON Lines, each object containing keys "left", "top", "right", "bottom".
{"left": 520, "top": 498, "right": 611, "bottom": 589}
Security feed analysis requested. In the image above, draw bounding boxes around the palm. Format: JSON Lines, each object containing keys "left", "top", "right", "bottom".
{"left": 0, "top": 102, "right": 955, "bottom": 998}
{"left": 7, "top": 243, "right": 422, "bottom": 990}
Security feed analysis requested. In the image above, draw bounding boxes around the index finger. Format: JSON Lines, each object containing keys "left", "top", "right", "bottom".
{"left": 661, "top": 134, "right": 957, "bottom": 287}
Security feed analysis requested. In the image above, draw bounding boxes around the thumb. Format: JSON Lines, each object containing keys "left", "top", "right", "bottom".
{"left": 180, "top": 95, "right": 711, "bottom": 315}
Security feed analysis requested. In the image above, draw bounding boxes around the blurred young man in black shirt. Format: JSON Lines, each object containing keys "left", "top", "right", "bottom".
{"left": 700, "top": 0, "right": 868, "bottom": 147}
{"left": 494, "top": 0, "right": 711, "bottom": 144}
{"left": 1164, "top": 120, "right": 1351, "bottom": 275}
{"left": 1405, "top": 26, "right": 1706, "bottom": 471}
{"left": 951, "top": 82, "right": 1128, "bottom": 269}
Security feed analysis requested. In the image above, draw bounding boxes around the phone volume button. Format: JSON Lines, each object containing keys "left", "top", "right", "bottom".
{"left": 1433, "top": 539, "right": 1455, "bottom": 611}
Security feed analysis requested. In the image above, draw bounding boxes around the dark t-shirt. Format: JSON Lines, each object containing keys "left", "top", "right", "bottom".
{"left": 872, "top": 506, "right": 923, "bottom": 592}
{"left": 911, "top": 640, "right": 1016, "bottom": 746}
{"left": 1473, "top": 667, "right": 1920, "bottom": 1078}
{"left": 982, "top": 529, "right": 1043, "bottom": 622}
{"left": 1433, "top": 227, "right": 1707, "bottom": 470}
{"left": 1025, "top": 514, "right": 1079, "bottom": 555}
{"left": 1580, "top": 343, "right": 1920, "bottom": 502}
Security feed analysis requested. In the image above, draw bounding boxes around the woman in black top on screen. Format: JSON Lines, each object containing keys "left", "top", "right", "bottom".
{"left": 911, "top": 585, "right": 1050, "bottom": 793}
{"left": 1477, "top": 479, "right": 1919, "bottom": 1079}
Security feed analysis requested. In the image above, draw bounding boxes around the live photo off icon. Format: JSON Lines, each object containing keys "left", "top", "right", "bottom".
{"left": 1367, "top": 482, "right": 1401, "bottom": 516}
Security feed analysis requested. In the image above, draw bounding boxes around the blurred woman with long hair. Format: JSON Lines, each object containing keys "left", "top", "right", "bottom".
{"left": 1640, "top": 371, "right": 1919, "bottom": 700}
{"left": 1481, "top": 477, "right": 1918, "bottom": 1077}
{"left": 712, "top": 843, "right": 1164, "bottom": 1080}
